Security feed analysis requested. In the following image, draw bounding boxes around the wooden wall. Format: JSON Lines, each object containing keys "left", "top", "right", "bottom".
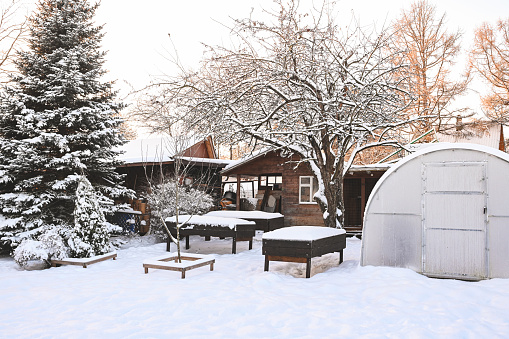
{"left": 225, "top": 151, "right": 386, "bottom": 230}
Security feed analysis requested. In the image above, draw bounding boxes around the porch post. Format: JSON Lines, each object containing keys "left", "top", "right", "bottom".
{"left": 236, "top": 175, "right": 241, "bottom": 211}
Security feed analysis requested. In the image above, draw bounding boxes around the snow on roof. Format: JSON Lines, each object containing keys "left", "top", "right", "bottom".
{"left": 222, "top": 147, "right": 274, "bottom": 173}
{"left": 177, "top": 156, "right": 234, "bottom": 167}
{"left": 117, "top": 135, "right": 215, "bottom": 165}
{"left": 436, "top": 122, "right": 503, "bottom": 150}
{"left": 262, "top": 225, "right": 345, "bottom": 241}
{"left": 165, "top": 215, "right": 255, "bottom": 230}
{"left": 117, "top": 137, "right": 175, "bottom": 164}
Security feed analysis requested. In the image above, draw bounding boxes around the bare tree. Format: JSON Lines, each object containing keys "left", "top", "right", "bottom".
{"left": 133, "top": 0, "right": 415, "bottom": 229}
{"left": 393, "top": 0, "right": 469, "bottom": 137}
{"left": 470, "top": 18, "right": 509, "bottom": 125}
{"left": 143, "top": 128, "right": 214, "bottom": 261}
{"left": 0, "top": 0, "right": 27, "bottom": 81}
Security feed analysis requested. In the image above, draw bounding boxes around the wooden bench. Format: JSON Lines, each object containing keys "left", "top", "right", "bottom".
{"left": 166, "top": 215, "right": 256, "bottom": 254}
{"left": 50, "top": 252, "right": 117, "bottom": 268}
{"left": 262, "top": 226, "right": 346, "bottom": 278}
{"left": 143, "top": 253, "right": 215, "bottom": 279}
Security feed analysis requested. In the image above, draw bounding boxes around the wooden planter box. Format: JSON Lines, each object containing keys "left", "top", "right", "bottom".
{"left": 50, "top": 252, "right": 117, "bottom": 268}
{"left": 262, "top": 226, "right": 346, "bottom": 278}
{"left": 143, "top": 253, "right": 215, "bottom": 279}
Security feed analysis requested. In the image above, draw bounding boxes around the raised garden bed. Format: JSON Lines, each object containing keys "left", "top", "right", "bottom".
{"left": 165, "top": 215, "right": 256, "bottom": 254}
{"left": 143, "top": 253, "right": 215, "bottom": 279}
{"left": 50, "top": 252, "right": 117, "bottom": 268}
{"left": 205, "top": 210, "right": 285, "bottom": 232}
{"left": 262, "top": 226, "right": 346, "bottom": 278}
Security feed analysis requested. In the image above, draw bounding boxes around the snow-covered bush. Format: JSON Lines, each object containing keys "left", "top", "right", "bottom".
{"left": 68, "top": 176, "right": 112, "bottom": 258}
{"left": 13, "top": 228, "right": 68, "bottom": 268}
{"left": 147, "top": 180, "right": 214, "bottom": 237}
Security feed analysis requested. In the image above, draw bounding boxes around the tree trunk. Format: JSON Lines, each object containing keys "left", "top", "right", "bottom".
{"left": 317, "top": 177, "right": 345, "bottom": 229}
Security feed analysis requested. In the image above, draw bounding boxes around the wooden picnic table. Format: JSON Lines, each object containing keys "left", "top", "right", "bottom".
{"left": 165, "top": 215, "right": 256, "bottom": 254}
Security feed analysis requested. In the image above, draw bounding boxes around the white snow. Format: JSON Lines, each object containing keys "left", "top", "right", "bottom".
{"left": 262, "top": 226, "right": 346, "bottom": 241}
{"left": 205, "top": 210, "right": 284, "bottom": 219}
{"left": 165, "top": 215, "right": 256, "bottom": 229}
{"left": 1, "top": 235, "right": 509, "bottom": 338}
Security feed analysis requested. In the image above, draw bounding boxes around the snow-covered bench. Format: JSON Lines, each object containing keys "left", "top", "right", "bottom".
{"left": 50, "top": 252, "right": 117, "bottom": 268}
{"left": 143, "top": 253, "right": 215, "bottom": 279}
{"left": 204, "top": 210, "right": 285, "bottom": 232}
{"left": 165, "top": 215, "right": 256, "bottom": 254}
{"left": 262, "top": 226, "right": 346, "bottom": 278}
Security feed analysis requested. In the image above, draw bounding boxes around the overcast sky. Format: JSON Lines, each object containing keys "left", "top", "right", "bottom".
{"left": 13, "top": 0, "right": 509, "bottom": 119}
{"left": 91, "top": 0, "right": 509, "bottom": 97}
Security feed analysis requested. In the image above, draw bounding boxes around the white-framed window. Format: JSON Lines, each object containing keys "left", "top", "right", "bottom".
{"left": 299, "top": 176, "right": 319, "bottom": 204}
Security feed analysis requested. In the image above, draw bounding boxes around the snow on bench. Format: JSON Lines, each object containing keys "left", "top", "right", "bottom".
{"left": 204, "top": 211, "right": 285, "bottom": 232}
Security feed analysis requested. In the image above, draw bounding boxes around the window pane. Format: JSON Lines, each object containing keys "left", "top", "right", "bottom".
{"left": 301, "top": 177, "right": 310, "bottom": 185}
{"left": 276, "top": 176, "right": 282, "bottom": 184}
{"left": 312, "top": 177, "right": 319, "bottom": 196}
{"left": 301, "top": 187, "right": 310, "bottom": 202}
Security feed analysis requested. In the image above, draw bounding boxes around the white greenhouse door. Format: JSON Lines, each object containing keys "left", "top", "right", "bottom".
{"left": 422, "top": 162, "right": 487, "bottom": 279}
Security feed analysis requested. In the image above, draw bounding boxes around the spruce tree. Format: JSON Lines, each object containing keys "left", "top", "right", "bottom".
{"left": 68, "top": 175, "right": 111, "bottom": 258}
{"left": 0, "top": 0, "right": 131, "bottom": 253}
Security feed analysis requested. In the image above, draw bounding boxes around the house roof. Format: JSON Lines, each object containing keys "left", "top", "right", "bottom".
{"left": 222, "top": 147, "right": 392, "bottom": 176}
{"left": 435, "top": 122, "right": 505, "bottom": 151}
{"left": 117, "top": 135, "right": 217, "bottom": 167}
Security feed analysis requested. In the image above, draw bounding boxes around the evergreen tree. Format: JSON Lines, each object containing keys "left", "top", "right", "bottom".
{"left": 68, "top": 175, "right": 110, "bottom": 258}
{"left": 0, "top": 0, "right": 131, "bottom": 253}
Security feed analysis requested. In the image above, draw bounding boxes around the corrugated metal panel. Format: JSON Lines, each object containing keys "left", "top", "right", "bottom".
{"left": 425, "top": 229, "right": 486, "bottom": 278}
{"left": 362, "top": 214, "right": 421, "bottom": 270}
{"left": 424, "top": 194, "right": 486, "bottom": 231}
{"left": 488, "top": 217, "right": 509, "bottom": 278}
{"left": 424, "top": 162, "right": 486, "bottom": 193}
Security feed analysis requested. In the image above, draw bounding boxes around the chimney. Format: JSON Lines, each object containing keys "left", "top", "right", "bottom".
{"left": 455, "top": 116, "right": 463, "bottom": 131}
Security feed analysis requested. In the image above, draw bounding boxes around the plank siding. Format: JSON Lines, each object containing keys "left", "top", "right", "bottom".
{"left": 223, "top": 151, "right": 386, "bottom": 230}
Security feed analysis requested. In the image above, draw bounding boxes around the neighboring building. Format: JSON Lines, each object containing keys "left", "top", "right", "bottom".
{"left": 221, "top": 149, "right": 389, "bottom": 234}
{"left": 116, "top": 136, "right": 231, "bottom": 201}
{"left": 436, "top": 120, "right": 505, "bottom": 151}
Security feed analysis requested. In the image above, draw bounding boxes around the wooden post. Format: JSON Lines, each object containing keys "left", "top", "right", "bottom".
{"left": 236, "top": 175, "right": 241, "bottom": 211}
{"left": 264, "top": 256, "right": 269, "bottom": 271}
{"left": 361, "top": 177, "right": 366, "bottom": 227}
{"left": 306, "top": 258, "right": 311, "bottom": 278}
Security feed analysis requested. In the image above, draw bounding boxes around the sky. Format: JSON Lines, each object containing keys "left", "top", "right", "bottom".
{"left": 90, "top": 0, "right": 509, "bottom": 98}
{"left": 11, "top": 0, "right": 509, "bottom": 117}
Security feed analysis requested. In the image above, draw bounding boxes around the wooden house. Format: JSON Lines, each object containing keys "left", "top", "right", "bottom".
{"left": 221, "top": 149, "right": 389, "bottom": 234}
{"left": 116, "top": 136, "right": 231, "bottom": 200}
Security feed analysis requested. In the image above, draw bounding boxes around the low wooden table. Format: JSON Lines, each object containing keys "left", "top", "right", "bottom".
{"left": 262, "top": 226, "right": 346, "bottom": 278}
{"left": 166, "top": 215, "right": 256, "bottom": 254}
{"left": 51, "top": 252, "right": 117, "bottom": 268}
{"left": 205, "top": 211, "right": 285, "bottom": 232}
{"left": 143, "top": 253, "right": 215, "bottom": 279}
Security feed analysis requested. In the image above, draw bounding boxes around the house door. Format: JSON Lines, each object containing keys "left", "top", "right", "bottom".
{"left": 422, "top": 162, "right": 487, "bottom": 279}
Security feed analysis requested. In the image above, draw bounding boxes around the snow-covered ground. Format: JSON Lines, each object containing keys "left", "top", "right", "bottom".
{"left": 1, "top": 234, "right": 509, "bottom": 338}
